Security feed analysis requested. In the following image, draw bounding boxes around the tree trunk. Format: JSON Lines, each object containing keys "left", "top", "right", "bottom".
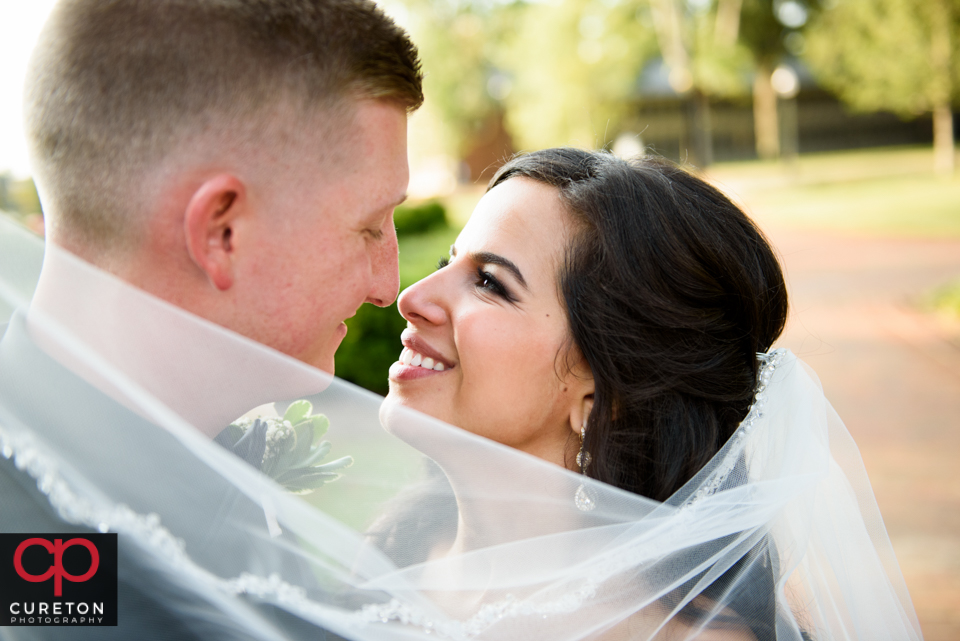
{"left": 928, "top": 0, "right": 953, "bottom": 175}
{"left": 687, "top": 90, "right": 713, "bottom": 168}
{"left": 779, "top": 97, "right": 799, "bottom": 162}
{"left": 714, "top": 0, "right": 743, "bottom": 48}
{"left": 650, "top": 0, "right": 690, "bottom": 76}
{"left": 753, "top": 65, "right": 779, "bottom": 160}
{"left": 933, "top": 102, "right": 955, "bottom": 175}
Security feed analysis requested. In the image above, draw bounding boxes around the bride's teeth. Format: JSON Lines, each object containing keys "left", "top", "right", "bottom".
{"left": 399, "top": 345, "right": 448, "bottom": 371}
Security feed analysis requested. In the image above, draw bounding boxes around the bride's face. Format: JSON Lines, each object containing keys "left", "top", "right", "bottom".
{"left": 388, "top": 178, "right": 593, "bottom": 468}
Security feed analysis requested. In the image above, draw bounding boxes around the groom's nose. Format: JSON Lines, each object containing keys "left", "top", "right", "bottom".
{"left": 365, "top": 224, "right": 400, "bottom": 307}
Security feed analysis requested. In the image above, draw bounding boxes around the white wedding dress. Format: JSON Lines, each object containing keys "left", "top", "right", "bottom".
{"left": 0, "top": 214, "right": 922, "bottom": 640}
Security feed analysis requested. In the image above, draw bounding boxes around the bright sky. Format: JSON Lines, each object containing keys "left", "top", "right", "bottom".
{"left": 0, "top": 0, "right": 59, "bottom": 178}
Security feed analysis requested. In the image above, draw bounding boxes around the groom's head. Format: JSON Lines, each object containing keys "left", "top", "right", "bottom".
{"left": 25, "top": 0, "right": 422, "bottom": 373}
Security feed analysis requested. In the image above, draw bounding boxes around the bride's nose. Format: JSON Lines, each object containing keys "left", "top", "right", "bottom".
{"left": 397, "top": 272, "right": 449, "bottom": 327}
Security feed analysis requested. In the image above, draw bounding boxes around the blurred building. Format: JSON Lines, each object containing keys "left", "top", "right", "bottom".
{"left": 460, "top": 110, "right": 515, "bottom": 184}
{"left": 633, "top": 57, "right": 947, "bottom": 164}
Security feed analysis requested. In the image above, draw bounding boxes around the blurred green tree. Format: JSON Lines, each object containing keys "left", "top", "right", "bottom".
{"left": 395, "top": 0, "right": 835, "bottom": 168}
{"left": 0, "top": 174, "right": 42, "bottom": 216}
{"left": 642, "top": 0, "right": 822, "bottom": 164}
{"left": 398, "top": 0, "right": 805, "bottom": 165}
{"left": 640, "top": 0, "right": 754, "bottom": 165}
{"left": 497, "top": 0, "right": 658, "bottom": 151}
{"left": 805, "top": 0, "right": 959, "bottom": 174}
{"left": 737, "top": 0, "right": 818, "bottom": 160}
{"left": 398, "top": 0, "right": 523, "bottom": 159}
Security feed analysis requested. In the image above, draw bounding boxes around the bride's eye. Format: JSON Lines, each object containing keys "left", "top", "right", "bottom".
{"left": 436, "top": 256, "right": 450, "bottom": 270}
{"left": 475, "top": 267, "right": 515, "bottom": 302}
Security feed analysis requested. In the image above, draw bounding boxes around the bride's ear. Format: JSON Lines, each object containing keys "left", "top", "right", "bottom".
{"left": 184, "top": 174, "right": 247, "bottom": 291}
{"left": 569, "top": 387, "right": 595, "bottom": 438}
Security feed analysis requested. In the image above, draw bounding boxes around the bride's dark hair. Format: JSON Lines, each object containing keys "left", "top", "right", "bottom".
{"left": 489, "top": 148, "right": 788, "bottom": 502}
{"left": 370, "top": 147, "right": 796, "bottom": 639}
{"left": 489, "top": 148, "right": 793, "bottom": 640}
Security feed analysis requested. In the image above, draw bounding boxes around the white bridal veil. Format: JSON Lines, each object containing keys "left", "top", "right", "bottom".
{"left": 0, "top": 215, "right": 922, "bottom": 640}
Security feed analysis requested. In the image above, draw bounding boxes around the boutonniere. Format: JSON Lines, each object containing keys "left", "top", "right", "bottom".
{"left": 216, "top": 400, "right": 353, "bottom": 494}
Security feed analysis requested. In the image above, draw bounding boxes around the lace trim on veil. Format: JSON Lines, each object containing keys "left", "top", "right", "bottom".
{"left": 0, "top": 420, "right": 337, "bottom": 630}
{"left": 0, "top": 349, "right": 788, "bottom": 640}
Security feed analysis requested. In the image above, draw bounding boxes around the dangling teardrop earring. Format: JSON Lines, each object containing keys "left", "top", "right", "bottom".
{"left": 575, "top": 420, "right": 597, "bottom": 512}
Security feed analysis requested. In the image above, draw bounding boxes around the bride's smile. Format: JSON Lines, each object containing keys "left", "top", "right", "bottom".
{"left": 392, "top": 330, "right": 454, "bottom": 376}
{"left": 387, "top": 177, "right": 593, "bottom": 470}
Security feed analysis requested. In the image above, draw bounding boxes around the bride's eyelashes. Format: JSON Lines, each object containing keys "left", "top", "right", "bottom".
{"left": 474, "top": 267, "right": 516, "bottom": 302}
{"left": 436, "top": 256, "right": 515, "bottom": 302}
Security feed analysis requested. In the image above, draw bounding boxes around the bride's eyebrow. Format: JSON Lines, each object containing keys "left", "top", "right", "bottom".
{"left": 479, "top": 254, "right": 529, "bottom": 289}
{"left": 450, "top": 246, "right": 528, "bottom": 289}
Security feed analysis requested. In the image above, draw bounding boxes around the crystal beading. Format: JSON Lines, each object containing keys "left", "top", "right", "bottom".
{"left": 680, "top": 348, "right": 786, "bottom": 510}
{"left": 0, "top": 420, "right": 341, "bottom": 628}
{"left": 0, "top": 417, "right": 602, "bottom": 639}
{"left": 355, "top": 581, "right": 599, "bottom": 638}
{"left": 574, "top": 483, "right": 597, "bottom": 511}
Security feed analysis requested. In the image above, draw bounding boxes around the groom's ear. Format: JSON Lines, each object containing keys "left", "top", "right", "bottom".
{"left": 183, "top": 174, "right": 247, "bottom": 291}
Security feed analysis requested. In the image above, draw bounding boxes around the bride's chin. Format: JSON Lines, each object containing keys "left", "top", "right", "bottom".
{"left": 384, "top": 378, "right": 422, "bottom": 408}
{"left": 380, "top": 389, "right": 449, "bottom": 447}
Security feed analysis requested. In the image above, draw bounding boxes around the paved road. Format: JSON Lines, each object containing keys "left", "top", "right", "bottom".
{"left": 759, "top": 227, "right": 960, "bottom": 641}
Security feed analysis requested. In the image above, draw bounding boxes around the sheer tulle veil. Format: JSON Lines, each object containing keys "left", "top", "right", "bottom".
{"left": 0, "top": 215, "right": 922, "bottom": 640}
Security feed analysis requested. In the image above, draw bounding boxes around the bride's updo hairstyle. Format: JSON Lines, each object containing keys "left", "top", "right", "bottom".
{"left": 488, "top": 148, "right": 788, "bottom": 502}
{"left": 487, "top": 148, "right": 792, "bottom": 639}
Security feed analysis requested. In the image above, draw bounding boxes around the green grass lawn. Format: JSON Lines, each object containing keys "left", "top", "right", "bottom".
{"left": 926, "top": 277, "right": 960, "bottom": 318}
{"left": 706, "top": 146, "right": 960, "bottom": 238}
{"left": 741, "top": 174, "right": 960, "bottom": 237}
{"left": 437, "top": 146, "right": 960, "bottom": 240}
{"left": 705, "top": 146, "right": 960, "bottom": 322}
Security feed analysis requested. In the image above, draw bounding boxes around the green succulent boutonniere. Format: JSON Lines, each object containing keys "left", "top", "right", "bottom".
{"left": 216, "top": 400, "right": 353, "bottom": 494}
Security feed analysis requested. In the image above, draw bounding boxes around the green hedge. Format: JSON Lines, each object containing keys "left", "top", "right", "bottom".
{"left": 333, "top": 300, "right": 409, "bottom": 395}
{"left": 393, "top": 200, "right": 447, "bottom": 235}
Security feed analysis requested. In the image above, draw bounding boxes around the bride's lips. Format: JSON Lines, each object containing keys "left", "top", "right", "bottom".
{"left": 389, "top": 331, "right": 455, "bottom": 381}
{"left": 402, "top": 331, "right": 455, "bottom": 367}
